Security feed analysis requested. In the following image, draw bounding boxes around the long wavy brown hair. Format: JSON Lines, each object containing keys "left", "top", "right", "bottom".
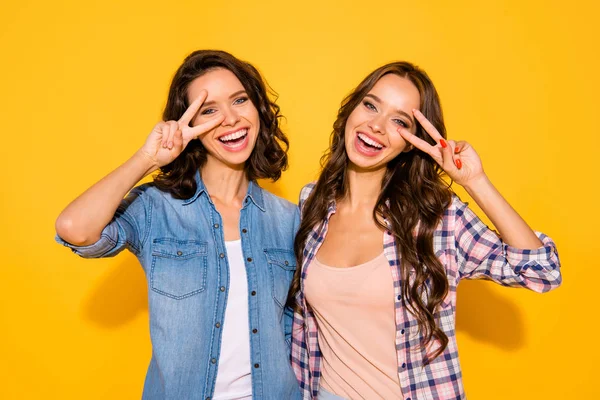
{"left": 287, "top": 62, "right": 453, "bottom": 362}
{"left": 154, "top": 50, "right": 288, "bottom": 199}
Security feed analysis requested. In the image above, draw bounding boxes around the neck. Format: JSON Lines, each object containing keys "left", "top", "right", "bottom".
{"left": 343, "top": 163, "right": 387, "bottom": 211}
{"left": 201, "top": 156, "right": 249, "bottom": 206}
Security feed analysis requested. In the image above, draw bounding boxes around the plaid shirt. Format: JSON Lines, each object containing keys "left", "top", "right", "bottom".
{"left": 291, "top": 183, "right": 561, "bottom": 400}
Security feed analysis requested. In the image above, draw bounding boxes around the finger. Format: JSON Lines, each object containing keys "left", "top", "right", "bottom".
{"left": 454, "top": 140, "right": 468, "bottom": 154}
{"left": 447, "top": 140, "right": 460, "bottom": 169}
{"left": 178, "top": 90, "right": 208, "bottom": 127}
{"left": 166, "top": 121, "right": 178, "bottom": 150}
{"left": 453, "top": 140, "right": 463, "bottom": 169}
{"left": 398, "top": 128, "right": 440, "bottom": 162}
{"left": 159, "top": 122, "right": 169, "bottom": 148}
{"left": 173, "top": 129, "right": 183, "bottom": 153}
{"left": 185, "top": 114, "right": 225, "bottom": 140}
{"left": 447, "top": 140, "right": 462, "bottom": 169}
{"left": 412, "top": 109, "right": 444, "bottom": 143}
{"left": 439, "top": 138, "right": 457, "bottom": 171}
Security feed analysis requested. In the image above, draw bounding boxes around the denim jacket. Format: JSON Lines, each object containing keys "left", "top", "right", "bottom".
{"left": 56, "top": 172, "right": 301, "bottom": 400}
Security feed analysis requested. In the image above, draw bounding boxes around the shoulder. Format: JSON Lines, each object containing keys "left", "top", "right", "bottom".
{"left": 131, "top": 182, "right": 195, "bottom": 205}
{"left": 261, "top": 188, "right": 298, "bottom": 215}
{"left": 130, "top": 182, "right": 156, "bottom": 196}
{"left": 439, "top": 193, "right": 470, "bottom": 220}
{"left": 127, "top": 182, "right": 174, "bottom": 205}
{"left": 299, "top": 182, "right": 317, "bottom": 205}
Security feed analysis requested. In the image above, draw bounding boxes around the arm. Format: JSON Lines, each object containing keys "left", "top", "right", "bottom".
{"left": 451, "top": 195, "right": 560, "bottom": 291}
{"left": 462, "top": 172, "right": 542, "bottom": 249}
{"left": 400, "top": 110, "right": 561, "bottom": 291}
{"left": 55, "top": 90, "right": 224, "bottom": 246}
{"left": 55, "top": 151, "right": 156, "bottom": 246}
{"left": 401, "top": 109, "right": 546, "bottom": 250}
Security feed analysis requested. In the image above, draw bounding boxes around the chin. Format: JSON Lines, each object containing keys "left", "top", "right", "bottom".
{"left": 347, "top": 153, "right": 387, "bottom": 172}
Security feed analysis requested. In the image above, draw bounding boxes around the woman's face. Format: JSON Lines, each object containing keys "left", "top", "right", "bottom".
{"left": 187, "top": 68, "right": 260, "bottom": 169}
{"left": 344, "top": 73, "right": 421, "bottom": 171}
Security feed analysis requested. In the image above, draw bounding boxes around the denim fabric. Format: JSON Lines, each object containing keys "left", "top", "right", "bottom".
{"left": 57, "top": 171, "right": 301, "bottom": 400}
{"left": 318, "top": 388, "right": 347, "bottom": 400}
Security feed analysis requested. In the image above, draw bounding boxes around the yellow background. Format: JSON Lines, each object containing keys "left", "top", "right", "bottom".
{"left": 1, "top": 0, "right": 597, "bottom": 398}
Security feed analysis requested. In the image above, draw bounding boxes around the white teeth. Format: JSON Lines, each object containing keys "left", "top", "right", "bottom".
{"left": 358, "top": 133, "right": 383, "bottom": 149}
{"left": 219, "top": 129, "right": 247, "bottom": 142}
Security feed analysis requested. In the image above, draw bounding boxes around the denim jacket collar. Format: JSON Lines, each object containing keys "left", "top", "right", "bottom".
{"left": 182, "top": 170, "right": 266, "bottom": 212}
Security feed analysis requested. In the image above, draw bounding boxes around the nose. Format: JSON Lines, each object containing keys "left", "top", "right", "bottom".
{"left": 221, "top": 106, "right": 241, "bottom": 127}
{"left": 367, "top": 114, "right": 385, "bottom": 135}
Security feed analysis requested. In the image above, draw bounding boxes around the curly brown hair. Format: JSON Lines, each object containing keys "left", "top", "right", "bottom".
{"left": 287, "top": 61, "right": 453, "bottom": 363}
{"left": 154, "top": 50, "right": 289, "bottom": 199}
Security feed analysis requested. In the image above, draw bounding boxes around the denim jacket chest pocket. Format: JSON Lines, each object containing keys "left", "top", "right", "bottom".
{"left": 264, "top": 248, "right": 296, "bottom": 308}
{"left": 151, "top": 238, "right": 208, "bottom": 300}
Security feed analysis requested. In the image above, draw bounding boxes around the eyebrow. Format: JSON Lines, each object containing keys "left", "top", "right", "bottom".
{"left": 364, "top": 93, "right": 415, "bottom": 123}
{"left": 200, "top": 90, "right": 248, "bottom": 108}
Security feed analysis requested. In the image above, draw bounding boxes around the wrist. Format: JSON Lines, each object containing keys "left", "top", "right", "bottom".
{"left": 133, "top": 149, "right": 160, "bottom": 176}
{"left": 463, "top": 173, "right": 492, "bottom": 196}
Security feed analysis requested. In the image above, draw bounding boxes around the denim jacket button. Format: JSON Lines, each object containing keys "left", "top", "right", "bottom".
{"left": 215, "top": 322, "right": 221, "bottom": 328}
{"left": 176, "top": 251, "right": 183, "bottom": 256}
{"left": 254, "top": 363, "right": 260, "bottom": 368}
{"left": 220, "top": 286, "right": 226, "bottom": 292}
{"left": 219, "top": 253, "right": 225, "bottom": 258}
{"left": 213, "top": 223, "right": 219, "bottom": 229}
{"left": 251, "top": 291, "right": 256, "bottom": 296}
{"left": 211, "top": 358, "right": 216, "bottom": 364}
{"left": 242, "top": 228, "right": 248, "bottom": 233}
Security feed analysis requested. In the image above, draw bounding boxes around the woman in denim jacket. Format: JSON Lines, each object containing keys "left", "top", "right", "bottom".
{"left": 56, "top": 50, "right": 301, "bottom": 400}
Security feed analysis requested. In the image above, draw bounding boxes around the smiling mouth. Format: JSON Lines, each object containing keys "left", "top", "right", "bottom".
{"left": 357, "top": 133, "right": 384, "bottom": 150}
{"left": 218, "top": 128, "right": 248, "bottom": 145}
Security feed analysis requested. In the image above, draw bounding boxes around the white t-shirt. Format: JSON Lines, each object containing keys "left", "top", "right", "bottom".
{"left": 213, "top": 239, "right": 253, "bottom": 400}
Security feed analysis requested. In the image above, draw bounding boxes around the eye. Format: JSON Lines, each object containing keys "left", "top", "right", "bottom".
{"left": 363, "top": 101, "right": 377, "bottom": 111}
{"left": 393, "top": 119, "right": 409, "bottom": 128}
{"left": 201, "top": 108, "right": 217, "bottom": 115}
{"left": 233, "top": 96, "right": 248, "bottom": 105}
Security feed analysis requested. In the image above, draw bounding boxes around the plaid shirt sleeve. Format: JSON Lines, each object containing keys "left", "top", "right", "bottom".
{"left": 291, "top": 183, "right": 316, "bottom": 399}
{"left": 452, "top": 195, "right": 562, "bottom": 292}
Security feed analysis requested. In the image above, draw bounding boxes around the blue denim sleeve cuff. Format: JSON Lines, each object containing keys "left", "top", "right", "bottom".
{"left": 55, "top": 223, "right": 119, "bottom": 258}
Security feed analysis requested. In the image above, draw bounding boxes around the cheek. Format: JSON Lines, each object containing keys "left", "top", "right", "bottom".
{"left": 243, "top": 104, "right": 260, "bottom": 125}
{"left": 389, "top": 134, "right": 409, "bottom": 152}
{"left": 345, "top": 109, "right": 363, "bottom": 134}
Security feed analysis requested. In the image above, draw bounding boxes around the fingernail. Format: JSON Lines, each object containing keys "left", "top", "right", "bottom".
{"left": 440, "top": 139, "right": 447, "bottom": 148}
{"left": 454, "top": 146, "right": 460, "bottom": 154}
{"left": 455, "top": 159, "right": 462, "bottom": 169}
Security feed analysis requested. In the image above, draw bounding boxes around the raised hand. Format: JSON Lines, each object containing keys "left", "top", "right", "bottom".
{"left": 140, "top": 90, "right": 225, "bottom": 168}
{"left": 398, "top": 109, "right": 485, "bottom": 187}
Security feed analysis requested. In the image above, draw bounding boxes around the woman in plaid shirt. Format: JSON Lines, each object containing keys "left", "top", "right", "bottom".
{"left": 286, "top": 62, "right": 561, "bottom": 400}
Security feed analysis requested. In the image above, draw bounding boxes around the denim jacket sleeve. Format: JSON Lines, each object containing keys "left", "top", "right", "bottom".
{"left": 453, "top": 195, "right": 562, "bottom": 293}
{"left": 55, "top": 186, "right": 152, "bottom": 258}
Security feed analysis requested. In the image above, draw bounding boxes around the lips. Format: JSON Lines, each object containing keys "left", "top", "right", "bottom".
{"left": 215, "top": 127, "right": 250, "bottom": 152}
{"left": 354, "top": 131, "right": 385, "bottom": 156}
{"left": 357, "top": 132, "right": 383, "bottom": 149}
{"left": 218, "top": 128, "right": 248, "bottom": 143}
